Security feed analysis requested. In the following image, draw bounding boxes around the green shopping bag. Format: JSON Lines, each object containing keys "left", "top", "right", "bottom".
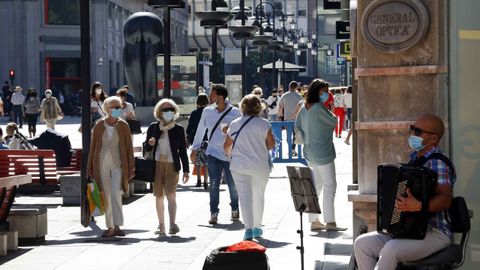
{"left": 87, "top": 180, "right": 105, "bottom": 217}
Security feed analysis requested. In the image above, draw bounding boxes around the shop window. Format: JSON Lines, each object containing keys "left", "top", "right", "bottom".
{"left": 45, "top": 0, "right": 80, "bottom": 25}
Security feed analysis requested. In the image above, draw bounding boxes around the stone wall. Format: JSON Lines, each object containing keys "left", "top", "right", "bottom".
{"left": 349, "top": 0, "right": 448, "bottom": 235}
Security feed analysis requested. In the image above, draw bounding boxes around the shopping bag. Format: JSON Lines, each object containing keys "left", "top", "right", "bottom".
{"left": 134, "top": 156, "right": 156, "bottom": 182}
{"left": 87, "top": 180, "right": 105, "bottom": 217}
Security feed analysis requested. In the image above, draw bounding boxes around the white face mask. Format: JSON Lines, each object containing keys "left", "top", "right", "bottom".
{"left": 46, "top": 93, "right": 52, "bottom": 98}
{"left": 95, "top": 88, "right": 103, "bottom": 95}
{"left": 163, "top": 111, "right": 175, "bottom": 122}
{"left": 30, "top": 97, "right": 35, "bottom": 101}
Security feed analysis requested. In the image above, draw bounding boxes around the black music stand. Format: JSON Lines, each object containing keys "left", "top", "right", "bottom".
{"left": 287, "top": 166, "right": 322, "bottom": 270}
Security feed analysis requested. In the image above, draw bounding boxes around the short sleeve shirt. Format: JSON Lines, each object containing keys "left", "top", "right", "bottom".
{"left": 278, "top": 92, "right": 303, "bottom": 120}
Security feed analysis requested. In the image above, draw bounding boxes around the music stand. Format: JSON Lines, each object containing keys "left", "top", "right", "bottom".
{"left": 287, "top": 166, "right": 321, "bottom": 270}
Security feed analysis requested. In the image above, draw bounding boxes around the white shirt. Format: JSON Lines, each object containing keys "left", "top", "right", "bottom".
{"left": 91, "top": 100, "right": 106, "bottom": 117}
{"left": 192, "top": 103, "right": 242, "bottom": 161}
{"left": 11, "top": 92, "right": 25, "bottom": 105}
{"left": 155, "top": 132, "right": 173, "bottom": 162}
{"left": 344, "top": 93, "right": 352, "bottom": 108}
{"left": 227, "top": 116, "right": 272, "bottom": 171}
{"left": 266, "top": 95, "right": 279, "bottom": 115}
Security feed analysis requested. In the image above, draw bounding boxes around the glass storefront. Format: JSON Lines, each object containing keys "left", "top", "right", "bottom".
{"left": 45, "top": 0, "right": 80, "bottom": 25}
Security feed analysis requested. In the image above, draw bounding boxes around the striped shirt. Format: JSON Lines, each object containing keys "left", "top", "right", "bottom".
{"left": 409, "top": 147, "right": 456, "bottom": 239}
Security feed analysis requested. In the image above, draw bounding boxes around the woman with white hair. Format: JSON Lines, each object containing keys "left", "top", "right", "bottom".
{"left": 224, "top": 94, "right": 276, "bottom": 240}
{"left": 143, "top": 99, "right": 190, "bottom": 236}
{"left": 87, "top": 96, "right": 135, "bottom": 237}
{"left": 40, "top": 89, "right": 63, "bottom": 130}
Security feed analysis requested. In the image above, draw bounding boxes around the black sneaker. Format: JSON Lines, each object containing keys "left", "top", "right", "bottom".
{"left": 209, "top": 212, "right": 218, "bottom": 224}
{"left": 203, "top": 182, "right": 208, "bottom": 189}
{"left": 195, "top": 180, "right": 201, "bottom": 187}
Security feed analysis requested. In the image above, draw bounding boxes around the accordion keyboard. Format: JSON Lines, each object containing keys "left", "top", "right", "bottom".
{"left": 391, "top": 180, "right": 407, "bottom": 225}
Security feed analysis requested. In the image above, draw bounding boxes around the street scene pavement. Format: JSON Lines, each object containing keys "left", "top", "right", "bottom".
{"left": 0, "top": 117, "right": 354, "bottom": 270}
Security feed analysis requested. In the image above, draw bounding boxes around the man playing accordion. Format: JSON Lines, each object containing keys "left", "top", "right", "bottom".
{"left": 354, "top": 114, "right": 456, "bottom": 270}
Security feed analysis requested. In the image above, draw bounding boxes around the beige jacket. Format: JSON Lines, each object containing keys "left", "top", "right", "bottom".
{"left": 86, "top": 118, "right": 135, "bottom": 193}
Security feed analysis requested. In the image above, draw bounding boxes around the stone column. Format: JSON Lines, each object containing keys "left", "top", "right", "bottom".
{"left": 348, "top": 0, "right": 448, "bottom": 238}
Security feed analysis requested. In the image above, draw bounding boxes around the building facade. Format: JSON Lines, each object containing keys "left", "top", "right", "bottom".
{"left": 0, "top": 0, "right": 188, "bottom": 101}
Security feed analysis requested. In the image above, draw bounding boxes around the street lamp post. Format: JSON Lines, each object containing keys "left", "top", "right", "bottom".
{"left": 148, "top": 0, "right": 186, "bottom": 99}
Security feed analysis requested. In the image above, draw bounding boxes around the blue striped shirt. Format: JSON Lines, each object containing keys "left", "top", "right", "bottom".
{"left": 409, "top": 147, "right": 456, "bottom": 238}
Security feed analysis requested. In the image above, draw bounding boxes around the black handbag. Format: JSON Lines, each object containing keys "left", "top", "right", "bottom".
{"left": 134, "top": 151, "right": 156, "bottom": 182}
{"left": 127, "top": 119, "right": 142, "bottom": 135}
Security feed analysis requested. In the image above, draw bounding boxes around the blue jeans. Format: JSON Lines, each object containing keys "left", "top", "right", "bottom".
{"left": 207, "top": 155, "right": 239, "bottom": 214}
{"left": 268, "top": 114, "right": 277, "bottom": 122}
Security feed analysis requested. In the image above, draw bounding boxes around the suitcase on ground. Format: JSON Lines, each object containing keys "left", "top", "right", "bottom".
{"left": 202, "top": 246, "right": 270, "bottom": 270}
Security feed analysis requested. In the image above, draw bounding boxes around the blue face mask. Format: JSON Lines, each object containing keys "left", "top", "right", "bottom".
{"left": 163, "top": 111, "right": 175, "bottom": 122}
{"left": 320, "top": 92, "right": 329, "bottom": 102}
{"left": 408, "top": 135, "right": 424, "bottom": 151}
{"left": 111, "top": 108, "right": 122, "bottom": 118}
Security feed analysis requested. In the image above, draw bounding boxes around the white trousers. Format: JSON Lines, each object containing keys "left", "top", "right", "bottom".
{"left": 354, "top": 229, "right": 451, "bottom": 270}
{"left": 231, "top": 169, "right": 270, "bottom": 230}
{"left": 308, "top": 161, "right": 337, "bottom": 223}
{"left": 100, "top": 157, "right": 124, "bottom": 228}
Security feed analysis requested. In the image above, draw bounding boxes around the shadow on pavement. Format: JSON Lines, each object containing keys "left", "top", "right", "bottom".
{"left": 257, "top": 238, "right": 292, "bottom": 249}
{"left": 311, "top": 231, "right": 346, "bottom": 239}
{"left": 156, "top": 235, "right": 197, "bottom": 243}
{"left": 0, "top": 248, "right": 33, "bottom": 265}
{"left": 197, "top": 221, "right": 244, "bottom": 231}
{"left": 176, "top": 185, "right": 224, "bottom": 193}
{"left": 315, "top": 260, "right": 349, "bottom": 270}
{"left": 325, "top": 243, "right": 352, "bottom": 256}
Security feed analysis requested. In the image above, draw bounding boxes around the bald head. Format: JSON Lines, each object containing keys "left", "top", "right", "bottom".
{"left": 415, "top": 114, "right": 445, "bottom": 143}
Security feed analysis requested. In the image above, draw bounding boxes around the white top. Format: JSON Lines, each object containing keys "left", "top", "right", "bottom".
{"left": 91, "top": 100, "right": 106, "bottom": 117}
{"left": 266, "top": 95, "right": 279, "bottom": 115}
{"left": 155, "top": 132, "right": 174, "bottom": 162}
{"left": 227, "top": 116, "right": 272, "bottom": 171}
{"left": 11, "top": 92, "right": 25, "bottom": 105}
{"left": 120, "top": 102, "right": 135, "bottom": 121}
{"left": 334, "top": 93, "right": 346, "bottom": 108}
{"left": 344, "top": 93, "right": 352, "bottom": 108}
{"left": 104, "top": 124, "right": 115, "bottom": 139}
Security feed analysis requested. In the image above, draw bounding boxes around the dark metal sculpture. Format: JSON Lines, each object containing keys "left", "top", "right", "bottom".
{"left": 123, "top": 12, "right": 164, "bottom": 106}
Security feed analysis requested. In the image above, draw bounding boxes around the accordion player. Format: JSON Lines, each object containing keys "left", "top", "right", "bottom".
{"left": 377, "top": 163, "right": 437, "bottom": 239}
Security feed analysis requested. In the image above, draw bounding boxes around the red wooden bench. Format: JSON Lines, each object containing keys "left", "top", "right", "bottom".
{"left": 0, "top": 150, "right": 59, "bottom": 193}
{"left": 0, "top": 175, "right": 32, "bottom": 231}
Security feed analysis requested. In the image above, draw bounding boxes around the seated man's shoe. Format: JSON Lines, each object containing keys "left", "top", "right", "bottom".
{"left": 209, "top": 212, "right": 218, "bottom": 224}
{"left": 243, "top": 229, "right": 253, "bottom": 240}
{"left": 326, "top": 222, "right": 347, "bottom": 231}
{"left": 253, "top": 227, "right": 263, "bottom": 238}
{"left": 310, "top": 221, "right": 327, "bottom": 231}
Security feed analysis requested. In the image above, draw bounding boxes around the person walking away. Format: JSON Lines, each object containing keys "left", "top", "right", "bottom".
{"left": 277, "top": 81, "right": 303, "bottom": 155}
{"left": 333, "top": 88, "right": 347, "bottom": 138}
{"left": 40, "top": 89, "right": 63, "bottom": 130}
{"left": 224, "top": 94, "right": 276, "bottom": 240}
{"left": 90, "top": 82, "right": 107, "bottom": 125}
{"left": 87, "top": 96, "right": 135, "bottom": 237}
{"left": 266, "top": 89, "right": 279, "bottom": 121}
{"left": 2, "top": 81, "right": 12, "bottom": 118}
{"left": 11, "top": 86, "right": 25, "bottom": 128}
{"left": 190, "top": 84, "right": 241, "bottom": 225}
{"left": 143, "top": 99, "right": 190, "bottom": 236}
{"left": 252, "top": 87, "right": 269, "bottom": 119}
{"left": 295, "top": 79, "right": 347, "bottom": 232}
{"left": 23, "top": 89, "right": 41, "bottom": 137}
{"left": 186, "top": 93, "right": 210, "bottom": 189}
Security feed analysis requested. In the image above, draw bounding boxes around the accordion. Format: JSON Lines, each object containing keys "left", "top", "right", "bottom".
{"left": 377, "top": 163, "right": 437, "bottom": 239}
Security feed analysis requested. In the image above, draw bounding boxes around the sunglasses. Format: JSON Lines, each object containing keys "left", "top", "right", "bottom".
{"left": 161, "top": 107, "right": 175, "bottom": 112}
{"left": 409, "top": 125, "right": 435, "bottom": 136}
{"left": 110, "top": 106, "right": 121, "bottom": 110}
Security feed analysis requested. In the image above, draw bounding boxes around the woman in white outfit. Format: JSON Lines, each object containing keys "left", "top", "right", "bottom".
{"left": 87, "top": 96, "right": 135, "bottom": 237}
{"left": 224, "top": 94, "right": 276, "bottom": 240}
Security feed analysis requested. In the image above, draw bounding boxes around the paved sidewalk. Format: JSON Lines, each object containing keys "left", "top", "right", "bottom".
{"left": 0, "top": 118, "right": 354, "bottom": 270}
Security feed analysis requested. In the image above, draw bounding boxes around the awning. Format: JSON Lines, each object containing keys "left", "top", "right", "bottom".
{"left": 259, "top": 60, "right": 306, "bottom": 72}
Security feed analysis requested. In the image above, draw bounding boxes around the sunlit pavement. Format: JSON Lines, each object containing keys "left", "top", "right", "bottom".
{"left": 0, "top": 117, "right": 353, "bottom": 270}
